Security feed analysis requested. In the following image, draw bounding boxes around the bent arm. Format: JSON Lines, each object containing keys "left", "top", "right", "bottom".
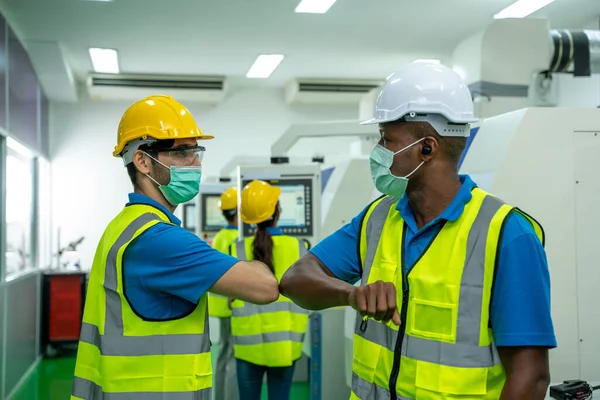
{"left": 210, "top": 260, "right": 279, "bottom": 305}
{"left": 499, "top": 347, "right": 550, "bottom": 400}
{"left": 279, "top": 253, "right": 354, "bottom": 310}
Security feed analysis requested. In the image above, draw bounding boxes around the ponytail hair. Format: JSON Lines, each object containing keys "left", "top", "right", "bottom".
{"left": 252, "top": 203, "right": 280, "bottom": 274}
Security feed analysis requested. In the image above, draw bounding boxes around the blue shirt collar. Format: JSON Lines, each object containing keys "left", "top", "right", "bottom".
{"left": 127, "top": 193, "right": 181, "bottom": 226}
{"left": 225, "top": 225, "right": 238, "bottom": 230}
{"left": 267, "top": 227, "right": 283, "bottom": 236}
{"left": 396, "top": 174, "right": 476, "bottom": 233}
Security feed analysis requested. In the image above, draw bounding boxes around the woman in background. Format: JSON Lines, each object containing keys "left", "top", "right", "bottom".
{"left": 229, "top": 180, "right": 309, "bottom": 400}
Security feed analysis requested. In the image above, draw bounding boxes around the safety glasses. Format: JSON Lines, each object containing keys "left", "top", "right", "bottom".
{"left": 155, "top": 145, "right": 206, "bottom": 164}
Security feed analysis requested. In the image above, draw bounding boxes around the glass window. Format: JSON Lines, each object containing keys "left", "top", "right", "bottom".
{"left": 5, "top": 137, "right": 34, "bottom": 279}
{"left": 38, "top": 157, "right": 51, "bottom": 269}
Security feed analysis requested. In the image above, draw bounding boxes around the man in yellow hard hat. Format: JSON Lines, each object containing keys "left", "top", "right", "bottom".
{"left": 71, "top": 95, "right": 279, "bottom": 400}
{"left": 210, "top": 187, "right": 240, "bottom": 400}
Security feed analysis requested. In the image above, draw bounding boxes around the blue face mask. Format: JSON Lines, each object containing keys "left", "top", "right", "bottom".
{"left": 145, "top": 153, "right": 202, "bottom": 205}
{"left": 369, "top": 138, "right": 425, "bottom": 198}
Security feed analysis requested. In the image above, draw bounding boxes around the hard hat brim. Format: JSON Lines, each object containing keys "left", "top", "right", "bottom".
{"left": 360, "top": 117, "right": 387, "bottom": 126}
{"left": 113, "top": 132, "right": 215, "bottom": 158}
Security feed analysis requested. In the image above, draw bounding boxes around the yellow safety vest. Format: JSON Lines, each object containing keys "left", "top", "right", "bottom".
{"left": 209, "top": 228, "right": 239, "bottom": 318}
{"left": 351, "top": 187, "right": 544, "bottom": 400}
{"left": 230, "top": 236, "right": 309, "bottom": 367}
{"left": 71, "top": 204, "right": 212, "bottom": 400}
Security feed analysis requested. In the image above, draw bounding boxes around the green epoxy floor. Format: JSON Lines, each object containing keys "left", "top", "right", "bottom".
{"left": 10, "top": 347, "right": 310, "bottom": 400}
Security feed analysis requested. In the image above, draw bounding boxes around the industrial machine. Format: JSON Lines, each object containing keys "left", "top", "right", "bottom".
{"left": 460, "top": 107, "right": 600, "bottom": 385}
{"left": 269, "top": 120, "right": 381, "bottom": 237}
{"left": 194, "top": 181, "right": 236, "bottom": 243}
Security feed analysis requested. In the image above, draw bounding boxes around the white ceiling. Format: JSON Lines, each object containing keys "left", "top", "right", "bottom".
{"left": 1, "top": 0, "right": 599, "bottom": 95}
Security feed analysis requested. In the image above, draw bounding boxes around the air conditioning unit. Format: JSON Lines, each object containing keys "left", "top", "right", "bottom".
{"left": 285, "top": 78, "right": 383, "bottom": 105}
{"left": 87, "top": 74, "right": 227, "bottom": 104}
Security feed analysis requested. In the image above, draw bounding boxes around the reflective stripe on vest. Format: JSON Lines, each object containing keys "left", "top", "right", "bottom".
{"left": 73, "top": 212, "right": 211, "bottom": 399}
{"left": 72, "top": 377, "right": 211, "bottom": 400}
{"left": 351, "top": 373, "right": 413, "bottom": 400}
{"left": 354, "top": 194, "right": 505, "bottom": 397}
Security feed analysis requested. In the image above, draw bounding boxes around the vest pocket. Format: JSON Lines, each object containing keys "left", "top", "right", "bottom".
{"left": 415, "top": 360, "right": 488, "bottom": 397}
{"left": 410, "top": 298, "right": 456, "bottom": 341}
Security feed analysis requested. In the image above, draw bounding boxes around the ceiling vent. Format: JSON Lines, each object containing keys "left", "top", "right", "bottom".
{"left": 87, "top": 74, "right": 227, "bottom": 104}
{"left": 285, "top": 78, "right": 383, "bottom": 105}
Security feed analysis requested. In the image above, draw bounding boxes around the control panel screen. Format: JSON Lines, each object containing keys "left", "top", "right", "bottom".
{"left": 278, "top": 185, "right": 306, "bottom": 228}
{"left": 242, "top": 178, "right": 313, "bottom": 237}
{"left": 201, "top": 193, "right": 228, "bottom": 232}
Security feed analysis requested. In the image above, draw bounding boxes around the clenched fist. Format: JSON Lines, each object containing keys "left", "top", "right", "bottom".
{"left": 349, "top": 280, "right": 401, "bottom": 326}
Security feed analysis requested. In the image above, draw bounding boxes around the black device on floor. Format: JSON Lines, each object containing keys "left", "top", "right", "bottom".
{"left": 549, "top": 380, "right": 600, "bottom": 399}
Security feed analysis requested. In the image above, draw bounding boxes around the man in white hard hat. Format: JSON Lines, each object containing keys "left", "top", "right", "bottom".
{"left": 280, "top": 63, "right": 555, "bottom": 399}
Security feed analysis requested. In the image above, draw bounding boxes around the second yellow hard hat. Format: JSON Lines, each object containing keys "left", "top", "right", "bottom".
{"left": 219, "top": 187, "right": 238, "bottom": 211}
{"left": 240, "top": 180, "right": 281, "bottom": 225}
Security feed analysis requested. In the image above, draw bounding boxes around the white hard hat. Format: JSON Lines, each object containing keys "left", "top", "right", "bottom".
{"left": 361, "top": 62, "right": 477, "bottom": 137}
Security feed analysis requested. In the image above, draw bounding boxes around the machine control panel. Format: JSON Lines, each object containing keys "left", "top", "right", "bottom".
{"left": 242, "top": 178, "right": 314, "bottom": 238}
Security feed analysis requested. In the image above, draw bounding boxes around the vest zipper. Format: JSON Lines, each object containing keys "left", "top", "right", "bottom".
{"left": 388, "top": 274, "right": 409, "bottom": 399}
{"left": 388, "top": 223, "right": 410, "bottom": 400}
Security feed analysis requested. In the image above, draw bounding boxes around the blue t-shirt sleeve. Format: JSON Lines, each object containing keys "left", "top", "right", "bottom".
{"left": 124, "top": 223, "right": 239, "bottom": 304}
{"left": 491, "top": 212, "right": 557, "bottom": 348}
{"left": 309, "top": 206, "right": 368, "bottom": 284}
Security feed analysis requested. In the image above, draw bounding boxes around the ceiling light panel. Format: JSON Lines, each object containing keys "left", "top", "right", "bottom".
{"left": 493, "top": 0, "right": 557, "bottom": 19}
{"left": 89, "top": 48, "right": 120, "bottom": 74}
{"left": 246, "top": 55, "right": 284, "bottom": 79}
{"left": 295, "top": 0, "right": 337, "bottom": 14}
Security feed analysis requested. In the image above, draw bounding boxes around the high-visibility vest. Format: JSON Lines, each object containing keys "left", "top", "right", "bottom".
{"left": 230, "top": 235, "right": 309, "bottom": 367}
{"left": 209, "top": 228, "right": 239, "bottom": 318}
{"left": 351, "top": 187, "right": 544, "bottom": 400}
{"left": 71, "top": 204, "right": 212, "bottom": 400}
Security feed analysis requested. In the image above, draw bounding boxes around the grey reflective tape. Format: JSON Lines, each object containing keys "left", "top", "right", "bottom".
{"left": 72, "top": 376, "right": 211, "bottom": 400}
{"left": 104, "top": 213, "right": 163, "bottom": 336}
{"left": 80, "top": 322, "right": 210, "bottom": 357}
{"left": 456, "top": 195, "right": 504, "bottom": 345}
{"left": 401, "top": 334, "right": 501, "bottom": 368}
{"left": 232, "top": 301, "right": 307, "bottom": 317}
{"left": 353, "top": 320, "right": 500, "bottom": 368}
{"left": 233, "top": 330, "right": 305, "bottom": 346}
{"left": 104, "top": 213, "right": 163, "bottom": 292}
{"left": 236, "top": 240, "right": 247, "bottom": 261}
{"left": 298, "top": 238, "right": 308, "bottom": 257}
{"left": 352, "top": 372, "right": 413, "bottom": 400}
{"left": 362, "top": 197, "right": 398, "bottom": 285}
{"left": 354, "top": 317, "right": 398, "bottom": 350}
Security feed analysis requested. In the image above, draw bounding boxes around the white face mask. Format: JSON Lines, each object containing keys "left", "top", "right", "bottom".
{"left": 369, "top": 138, "right": 425, "bottom": 197}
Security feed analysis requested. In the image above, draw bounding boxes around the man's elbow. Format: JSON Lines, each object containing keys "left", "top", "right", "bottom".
{"left": 279, "top": 271, "right": 292, "bottom": 294}
{"left": 534, "top": 369, "right": 551, "bottom": 396}
{"left": 253, "top": 275, "right": 280, "bottom": 304}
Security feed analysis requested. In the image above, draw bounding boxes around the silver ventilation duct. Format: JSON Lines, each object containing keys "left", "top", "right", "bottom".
{"left": 549, "top": 30, "right": 600, "bottom": 75}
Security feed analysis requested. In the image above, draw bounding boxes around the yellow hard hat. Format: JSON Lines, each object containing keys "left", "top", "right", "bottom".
{"left": 113, "top": 95, "right": 214, "bottom": 158}
{"left": 240, "top": 180, "right": 281, "bottom": 225}
{"left": 219, "top": 187, "right": 238, "bottom": 211}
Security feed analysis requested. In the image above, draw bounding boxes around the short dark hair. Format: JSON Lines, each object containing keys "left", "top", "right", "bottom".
{"left": 125, "top": 139, "right": 176, "bottom": 187}
{"left": 409, "top": 122, "right": 466, "bottom": 166}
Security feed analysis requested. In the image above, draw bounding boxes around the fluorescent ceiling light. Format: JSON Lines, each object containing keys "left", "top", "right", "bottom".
{"left": 413, "top": 59, "right": 441, "bottom": 64}
{"left": 295, "top": 0, "right": 337, "bottom": 14}
{"left": 246, "top": 54, "right": 284, "bottom": 79}
{"left": 89, "top": 47, "right": 120, "bottom": 74}
{"left": 493, "top": 0, "right": 556, "bottom": 19}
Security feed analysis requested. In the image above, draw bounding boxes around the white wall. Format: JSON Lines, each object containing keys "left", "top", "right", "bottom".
{"left": 556, "top": 74, "right": 600, "bottom": 108}
{"left": 49, "top": 86, "right": 359, "bottom": 268}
